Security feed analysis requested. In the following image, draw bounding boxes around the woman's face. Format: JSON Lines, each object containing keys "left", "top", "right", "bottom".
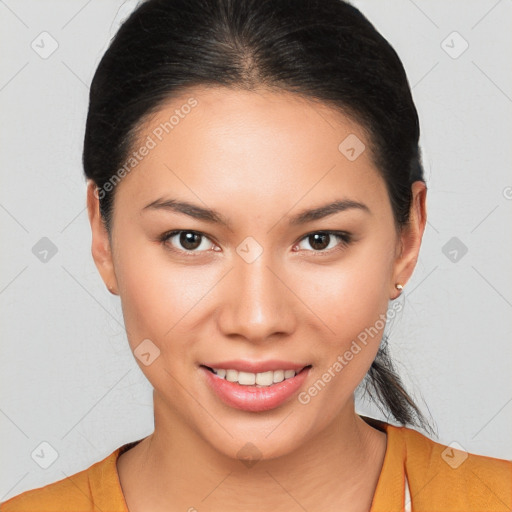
{"left": 88, "top": 86, "right": 425, "bottom": 461}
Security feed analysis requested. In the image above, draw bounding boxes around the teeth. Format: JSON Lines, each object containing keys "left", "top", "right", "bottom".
{"left": 211, "top": 368, "right": 299, "bottom": 387}
{"left": 256, "top": 371, "right": 273, "bottom": 386}
{"left": 273, "top": 370, "right": 284, "bottom": 383}
{"left": 226, "top": 369, "right": 238, "bottom": 382}
{"left": 238, "top": 371, "right": 256, "bottom": 385}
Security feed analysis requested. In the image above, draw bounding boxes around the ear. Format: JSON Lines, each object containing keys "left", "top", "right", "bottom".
{"left": 86, "top": 180, "right": 119, "bottom": 295}
{"left": 390, "top": 181, "right": 427, "bottom": 299}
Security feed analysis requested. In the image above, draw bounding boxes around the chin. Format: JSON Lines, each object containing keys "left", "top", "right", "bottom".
{"left": 216, "top": 431, "right": 302, "bottom": 466}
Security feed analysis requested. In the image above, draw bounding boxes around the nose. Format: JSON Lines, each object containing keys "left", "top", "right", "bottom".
{"left": 216, "top": 251, "right": 297, "bottom": 344}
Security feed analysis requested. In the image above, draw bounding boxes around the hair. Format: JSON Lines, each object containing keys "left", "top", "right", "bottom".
{"left": 83, "top": 0, "right": 434, "bottom": 435}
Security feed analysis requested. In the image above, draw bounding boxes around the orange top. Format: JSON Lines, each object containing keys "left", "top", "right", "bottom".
{"left": 2, "top": 416, "right": 511, "bottom": 511}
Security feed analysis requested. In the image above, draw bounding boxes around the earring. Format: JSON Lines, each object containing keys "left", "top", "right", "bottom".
{"left": 107, "top": 284, "right": 117, "bottom": 295}
{"left": 395, "top": 283, "right": 403, "bottom": 297}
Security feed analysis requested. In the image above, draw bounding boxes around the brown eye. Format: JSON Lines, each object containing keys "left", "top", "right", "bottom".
{"left": 295, "top": 231, "right": 352, "bottom": 253}
{"left": 308, "top": 233, "right": 330, "bottom": 251}
{"left": 178, "top": 231, "right": 202, "bottom": 250}
{"left": 160, "top": 230, "right": 214, "bottom": 254}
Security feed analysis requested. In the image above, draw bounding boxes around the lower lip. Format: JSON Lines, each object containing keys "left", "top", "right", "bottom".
{"left": 201, "top": 366, "right": 311, "bottom": 412}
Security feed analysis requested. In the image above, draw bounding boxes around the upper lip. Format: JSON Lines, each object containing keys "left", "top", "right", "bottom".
{"left": 201, "top": 360, "right": 311, "bottom": 373}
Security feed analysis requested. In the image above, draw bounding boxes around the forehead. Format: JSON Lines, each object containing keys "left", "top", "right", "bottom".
{"left": 115, "top": 86, "right": 387, "bottom": 219}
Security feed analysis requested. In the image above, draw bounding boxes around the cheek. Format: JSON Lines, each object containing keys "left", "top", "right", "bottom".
{"left": 114, "top": 239, "right": 218, "bottom": 355}
{"left": 298, "top": 244, "right": 394, "bottom": 342}
{"left": 294, "top": 252, "right": 393, "bottom": 413}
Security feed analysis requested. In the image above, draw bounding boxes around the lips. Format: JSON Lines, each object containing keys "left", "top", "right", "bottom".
{"left": 199, "top": 361, "right": 312, "bottom": 412}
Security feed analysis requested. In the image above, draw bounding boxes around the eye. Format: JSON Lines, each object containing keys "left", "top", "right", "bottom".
{"left": 159, "top": 230, "right": 216, "bottom": 255}
{"left": 159, "top": 229, "right": 352, "bottom": 256}
{"left": 293, "top": 231, "right": 352, "bottom": 254}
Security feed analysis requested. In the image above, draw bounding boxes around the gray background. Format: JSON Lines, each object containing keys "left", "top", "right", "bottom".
{"left": 1, "top": 0, "right": 511, "bottom": 501}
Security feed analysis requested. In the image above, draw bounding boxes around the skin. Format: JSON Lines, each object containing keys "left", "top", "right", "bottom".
{"left": 86, "top": 86, "right": 427, "bottom": 511}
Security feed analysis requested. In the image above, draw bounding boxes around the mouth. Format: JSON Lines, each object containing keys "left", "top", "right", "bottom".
{"left": 200, "top": 365, "right": 311, "bottom": 387}
{"left": 199, "top": 363, "right": 312, "bottom": 412}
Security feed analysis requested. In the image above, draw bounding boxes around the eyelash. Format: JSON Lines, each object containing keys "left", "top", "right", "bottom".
{"left": 158, "top": 229, "right": 352, "bottom": 257}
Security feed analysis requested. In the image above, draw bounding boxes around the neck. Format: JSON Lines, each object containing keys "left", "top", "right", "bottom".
{"left": 117, "top": 394, "right": 387, "bottom": 512}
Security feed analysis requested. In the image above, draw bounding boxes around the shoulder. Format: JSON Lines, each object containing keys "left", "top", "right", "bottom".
{"left": 0, "top": 448, "right": 123, "bottom": 512}
{"left": 397, "top": 424, "right": 512, "bottom": 510}
{"left": 0, "top": 467, "right": 93, "bottom": 512}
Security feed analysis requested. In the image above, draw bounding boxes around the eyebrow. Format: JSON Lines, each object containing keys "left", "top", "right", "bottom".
{"left": 142, "top": 197, "right": 370, "bottom": 229}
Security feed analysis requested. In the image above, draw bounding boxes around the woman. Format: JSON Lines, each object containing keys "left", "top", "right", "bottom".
{"left": 2, "top": 0, "right": 510, "bottom": 510}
